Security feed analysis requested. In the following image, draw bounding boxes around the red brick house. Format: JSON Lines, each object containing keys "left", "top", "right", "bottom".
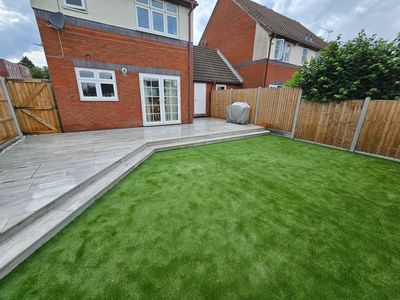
{"left": 30, "top": 0, "right": 197, "bottom": 132}
{"left": 193, "top": 46, "right": 242, "bottom": 116}
{"left": 199, "top": 0, "right": 327, "bottom": 88}
{"left": 0, "top": 59, "right": 32, "bottom": 79}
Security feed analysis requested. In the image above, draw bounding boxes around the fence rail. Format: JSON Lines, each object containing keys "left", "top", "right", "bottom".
{"left": 210, "top": 87, "right": 400, "bottom": 160}
{"left": 0, "top": 77, "right": 21, "bottom": 149}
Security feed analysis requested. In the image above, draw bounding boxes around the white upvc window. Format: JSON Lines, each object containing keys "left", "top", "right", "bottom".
{"left": 216, "top": 84, "right": 227, "bottom": 90}
{"left": 135, "top": 0, "right": 179, "bottom": 37}
{"left": 274, "top": 39, "right": 292, "bottom": 62}
{"left": 63, "top": 0, "right": 86, "bottom": 11}
{"left": 269, "top": 83, "right": 284, "bottom": 88}
{"left": 301, "top": 48, "right": 309, "bottom": 65}
{"left": 75, "top": 68, "right": 118, "bottom": 101}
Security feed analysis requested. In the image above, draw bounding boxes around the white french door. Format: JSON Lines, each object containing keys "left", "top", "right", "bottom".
{"left": 139, "top": 73, "right": 181, "bottom": 126}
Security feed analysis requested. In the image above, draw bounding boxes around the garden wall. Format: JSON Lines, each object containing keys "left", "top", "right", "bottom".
{"left": 210, "top": 87, "right": 400, "bottom": 160}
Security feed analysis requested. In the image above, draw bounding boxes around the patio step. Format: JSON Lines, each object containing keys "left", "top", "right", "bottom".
{"left": 0, "top": 128, "right": 269, "bottom": 280}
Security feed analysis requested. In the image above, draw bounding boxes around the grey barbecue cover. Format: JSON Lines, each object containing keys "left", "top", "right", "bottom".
{"left": 226, "top": 102, "right": 251, "bottom": 124}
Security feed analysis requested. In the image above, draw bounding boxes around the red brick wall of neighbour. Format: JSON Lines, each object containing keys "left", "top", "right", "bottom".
{"left": 266, "top": 62, "right": 298, "bottom": 86}
{"left": 36, "top": 18, "right": 193, "bottom": 132}
{"left": 201, "top": 0, "right": 256, "bottom": 65}
{"left": 235, "top": 62, "right": 298, "bottom": 88}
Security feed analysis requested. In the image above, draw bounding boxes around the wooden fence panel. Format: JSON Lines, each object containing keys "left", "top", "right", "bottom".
{"left": 295, "top": 100, "right": 364, "bottom": 149}
{"left": 6, "top": 79, "right": 61, "bottom": 134}
{"left": 210, "top": 87, "right": 300, "bottom": 131}
{"left": 257, "top": 88, "right": 300, "bottom": 132}
{"left": 0, "top": 78, "right": 19, "bottom": 146}
{"left": 356, "top": 100, "right": 400, "bottom": 159}
{"left": 210, "top": 88, "right": 259, "bottom": 123}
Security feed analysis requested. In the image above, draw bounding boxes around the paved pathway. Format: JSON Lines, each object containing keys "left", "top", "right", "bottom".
{"left": 0, "top": 118, "right": 261, "bottom": 235}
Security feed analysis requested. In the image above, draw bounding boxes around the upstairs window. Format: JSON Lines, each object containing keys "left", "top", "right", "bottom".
{"left": 301, "top": 48, "right": 308, "bottom": 65}
{"left": 274, "top": 39, "right": 292, "bottom": 63}
{"left": 136, "top": 0, "right": 178, "bottom": 37}
{"left": 64, "top": 0, "right": 86, "bottom": 11}
{"left": 75, "top": 68, "right": 118, "bottom": 101}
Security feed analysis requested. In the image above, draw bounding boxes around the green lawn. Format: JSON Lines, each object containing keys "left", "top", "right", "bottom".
{"left": 1, "top": 136, "right": 400, "bottom": 299}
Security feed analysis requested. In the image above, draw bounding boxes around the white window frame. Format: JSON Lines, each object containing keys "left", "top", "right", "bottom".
{"left": 269, "top": 84, "right": 284, "bottom": 88}
{"left": 301, "top": 48, "right": 309, "bottom": 65}
{"left": 216, "top": 84, "right": 227, "bottom": 90}
{"left": 75, "top": 68, "right": 118, "bottom": 102}
{"left": 139, "top": 73, "right": 181, "bottom": 126}
{"left": 63, "top": 0, "right": 87, "bottom": 11}
{"left": 274, "top": 39, "right": 292, "bottom": 62}
{"left": 135, "top": 0, "right": 179, "bottom": 38}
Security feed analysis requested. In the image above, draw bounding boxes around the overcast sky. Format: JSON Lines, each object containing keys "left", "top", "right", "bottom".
{"left": 1, "top": 0, "right": 399, "bottom": 67}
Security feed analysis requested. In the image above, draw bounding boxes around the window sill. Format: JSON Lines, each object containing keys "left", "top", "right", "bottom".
{"left": 80, "top": 98, "right": 119, "bottom": 102}
{"left": 63, "top": 6, "right": 88, "bottom": 14}
{"left": 136, "top": 27, "right": 179, "bottom": 40}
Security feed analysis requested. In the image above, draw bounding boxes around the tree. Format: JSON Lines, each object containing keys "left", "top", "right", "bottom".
{"left": 19, "top": 56, "right": 35, "bottom": 69}
{"left": 18, "top": 56, "right": 50, "bottom": 80}
{"left": 285, "top": 31, "right": 400, "bottom": 101}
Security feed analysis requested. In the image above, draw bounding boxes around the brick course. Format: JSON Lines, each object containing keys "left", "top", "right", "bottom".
{"left": 37, "top": 18, "right": 193, "bottom": 132}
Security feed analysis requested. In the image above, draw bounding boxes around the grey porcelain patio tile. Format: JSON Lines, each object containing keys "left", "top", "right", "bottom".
{"left": 0, "top": 165, "right": 40, "bottom": 183}
{"left": 0, "top": 118, "right": 265, "bottom": 239}
{"left": 0, "top": 181, "right": 32, "bottom": 197}
{"left": 1, "top": 212, "right": 35, "bottom": 234}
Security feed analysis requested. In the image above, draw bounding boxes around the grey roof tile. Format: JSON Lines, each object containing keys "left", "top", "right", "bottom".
{"left": 193, "top": 46, "right": 242, "bottom": 85}
{"left": 235, "top": 0, "right": 327, "bottom": 49}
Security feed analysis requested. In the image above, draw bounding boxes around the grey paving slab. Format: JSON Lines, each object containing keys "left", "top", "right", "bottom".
{"left": 0, "top": 118, "right": 264, "bottom": 236}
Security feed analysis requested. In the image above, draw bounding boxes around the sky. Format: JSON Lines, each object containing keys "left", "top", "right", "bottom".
{"left": 0, "top": 0, "right": 399, "bottom": 67}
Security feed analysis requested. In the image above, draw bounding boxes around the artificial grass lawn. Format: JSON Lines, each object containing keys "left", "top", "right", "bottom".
{"left": 1, "top": 136, "right": 400, "bottom": 299}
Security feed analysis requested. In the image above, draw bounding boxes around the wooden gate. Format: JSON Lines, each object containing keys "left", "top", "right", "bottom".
{"left": 6, "top": 79, "right": 61, "bottom": 134}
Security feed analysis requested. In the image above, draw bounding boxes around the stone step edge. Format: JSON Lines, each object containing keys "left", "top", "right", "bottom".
{"left": 0, "top": 130, "right": 269, "bottom": 280}
{"left": 0, "top": 127, "right": 266, "bottom": 242}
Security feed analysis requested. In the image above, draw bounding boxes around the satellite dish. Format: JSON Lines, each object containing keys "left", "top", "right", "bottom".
{"left": 49, "top": 12, "right": 65, "bottom": 30}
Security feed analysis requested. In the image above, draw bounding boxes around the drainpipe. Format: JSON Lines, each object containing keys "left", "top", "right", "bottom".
{"left": 263, "top": 33, "right": 275, "bottom": 88}
{"left": 187, "top": 1, "right": 195, "bottom": 123}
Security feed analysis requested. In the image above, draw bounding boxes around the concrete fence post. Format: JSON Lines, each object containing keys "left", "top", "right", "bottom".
{"left": 254, "top": 87, "right": 261, "bottom": 125}
{"left": 290, "top": 88, "right": 303, "bottom": 139}
{"left": 350, "top": 97, "right": 371, "bottom": 152}
{"left": 0, "top": 77, "right": 22, "bottom": 137}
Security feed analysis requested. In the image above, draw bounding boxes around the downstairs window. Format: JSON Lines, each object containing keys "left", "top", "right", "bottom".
{"left": 75, "top": 68, "right": 118, "bottom": 101}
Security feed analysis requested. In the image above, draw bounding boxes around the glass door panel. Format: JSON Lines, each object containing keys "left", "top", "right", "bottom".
{"left": 143, "top": 78, "right": 161, "bottom": 124}
{"left": 163, "top": 79, "right": 179, "bottom": 122}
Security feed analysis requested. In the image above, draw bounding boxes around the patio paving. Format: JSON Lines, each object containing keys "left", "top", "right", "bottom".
{"left": 0, "top": 118, "right": 265, "bottom": 239}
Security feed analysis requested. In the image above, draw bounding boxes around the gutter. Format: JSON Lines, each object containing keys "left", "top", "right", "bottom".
{"left": 187, "top": 1, "right": 195, "bottom": 123}
{"left": 263, "top": 33, "right": 275, "bottom": 88}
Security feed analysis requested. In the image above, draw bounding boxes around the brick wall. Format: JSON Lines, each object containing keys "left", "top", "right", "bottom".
{"left": 201, "top": 0, "right": 256, "bottom": 65}
{"left": 201, "top": 0, "right": 299, "bottom": 89}
{"left": 37, "top": 18, "right": 193, "bottom": 132}
{"left": 235, "top": 62, "right": 298, "bottom": 88}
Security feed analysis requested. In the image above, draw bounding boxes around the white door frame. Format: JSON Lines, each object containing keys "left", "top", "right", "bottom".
{"left": 139, "top": 73, "right": 181, "bottom": 126}
{"left": 194, "top": 82, "right": 207, "bottom": 116}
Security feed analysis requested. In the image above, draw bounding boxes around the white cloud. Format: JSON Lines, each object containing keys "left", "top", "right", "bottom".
{"left": 0, "top": 0, "right": 29, "bottom": 31}
{"left": 7, "top": 47, "right": 47, "bottom": 67}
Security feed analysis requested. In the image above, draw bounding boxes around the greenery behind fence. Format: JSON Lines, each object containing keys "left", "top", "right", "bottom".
{"left": 285, "top": 30, "right": 400, "bottom": 102}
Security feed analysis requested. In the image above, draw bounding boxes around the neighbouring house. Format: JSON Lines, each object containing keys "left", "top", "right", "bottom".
{"left": 199, "top": 0, "right": 327, "bottom": 88}
{"left": 0, "top": 59, "right": 32, "bottom": 79}
{"left": 193, "top": 46, "right": 242, "bottom": 116}
{"left": 30, "top": 0, "right": 197, "bottom": 132}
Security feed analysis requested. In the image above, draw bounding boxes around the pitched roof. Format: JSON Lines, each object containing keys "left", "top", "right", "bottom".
{"left": 193, "top": 46, "right": 243, "bottom": 85}
{"left": 234, "top": 0, "right": 327, "bottom": 50}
